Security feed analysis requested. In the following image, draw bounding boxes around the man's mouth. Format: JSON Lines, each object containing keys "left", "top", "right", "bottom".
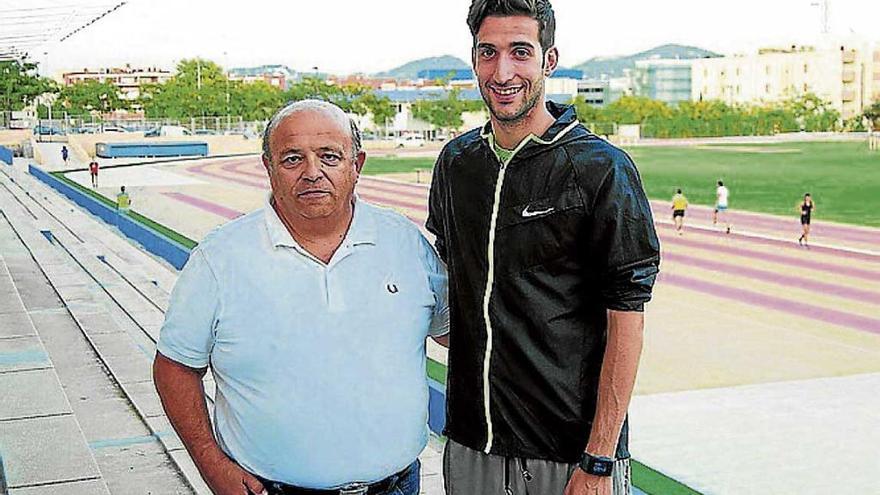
{"left": 297, "top": 189, "right": 331, "bottom": 198}
{"left": 489, "top": 85, "right": 523, "bottom": 99}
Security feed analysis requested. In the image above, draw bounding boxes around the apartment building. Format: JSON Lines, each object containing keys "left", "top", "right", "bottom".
{"left": 61, "top": 65, "right": 172, "bottom": 101}
{"left": 692, "top": 41, "right": 878, "bottom": 119}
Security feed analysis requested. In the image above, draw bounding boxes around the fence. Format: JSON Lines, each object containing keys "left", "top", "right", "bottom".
{"left": 22, "top": 115, "right": 262, "bottom": 136}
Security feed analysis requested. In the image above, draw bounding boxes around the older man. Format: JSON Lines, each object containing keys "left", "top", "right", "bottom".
{"left": 154, "top": 100, "right": 448, "bottom": 495}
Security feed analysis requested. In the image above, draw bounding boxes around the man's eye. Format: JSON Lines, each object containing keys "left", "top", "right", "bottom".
{"left": 480, "top": 48, "right": 496, "bottom": 59}
{"left": 513, "top": 48, "right": 531, "bottom": 59}
{"left": 281, "top": 155, "right": 302, "bottom": 167}
{"left": 321, "top": 153, "right": 342, "bottom": 164}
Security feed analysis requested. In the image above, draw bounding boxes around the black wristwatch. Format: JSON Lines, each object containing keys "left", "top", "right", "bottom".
{"left": 579, "top": 452, "right": 615, "bottom": 477}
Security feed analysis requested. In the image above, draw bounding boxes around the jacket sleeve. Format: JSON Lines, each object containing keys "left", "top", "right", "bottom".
{"left": 426, "top": 148, "right": 448, "bottom": 262}
{"left": 584, "top": 149, "right": 660, "bottom": 312}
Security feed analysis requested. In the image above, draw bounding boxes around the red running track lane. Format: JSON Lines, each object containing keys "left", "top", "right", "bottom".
{"left": 660, "top": 272, "right": 880, "bottom": 335}
{"left": 161, "top": 192, "right": 242, "bottom": 220}
{"left": 662, "top": 251, "right": 880, "bottom": 306}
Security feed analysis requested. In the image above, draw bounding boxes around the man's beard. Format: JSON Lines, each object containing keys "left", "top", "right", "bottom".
{"left": 482, "top": 78, "right": 545, "bottom": 125}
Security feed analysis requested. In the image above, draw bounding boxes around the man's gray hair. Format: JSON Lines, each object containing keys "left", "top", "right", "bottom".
{"left": 261, "top": 99, "right": 362, "bottom": 161}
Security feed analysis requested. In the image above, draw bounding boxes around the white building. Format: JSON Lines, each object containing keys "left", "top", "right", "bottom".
{"left": 61, "top": 65, "right": 172, "bottom": 101}
{"left": 692, "top": 40, "right": 879, "bottom": 120}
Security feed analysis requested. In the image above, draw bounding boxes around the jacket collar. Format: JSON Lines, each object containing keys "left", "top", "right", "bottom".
{"left": 480, "top": 102, "right": 584, "bottom": 163}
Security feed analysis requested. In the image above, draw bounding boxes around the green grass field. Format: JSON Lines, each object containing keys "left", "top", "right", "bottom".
{"left": 362, "top": 156, "right": 435, "bottom": 175}
{"left": 628, "top": 141, "right": 880, "bottom": 227}
{"left": 364, "top": 142, "right": 880, "bottom": 227}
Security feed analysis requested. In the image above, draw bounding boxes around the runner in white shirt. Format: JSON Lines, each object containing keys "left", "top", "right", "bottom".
{"left": 713, "top": 180, "right": 731, "bottom": 233}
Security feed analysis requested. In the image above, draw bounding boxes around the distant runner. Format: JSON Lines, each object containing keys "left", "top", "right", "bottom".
{"left": 89, "top": 159, "right": 99, "bottom": 188}
{"left": 61, "top": 145, "right": 69, "bottom": 165}
{"left": 798, "top": 193, "right": 815, "bottom": 246}
{"left": 671, "top": 188, "right": 688, "bottom": 235}
{"left": 713, "top": 180, "right": 731, "bottom": 234}
{"left": 116, "top": 186, "right": 131, "bottom": 214}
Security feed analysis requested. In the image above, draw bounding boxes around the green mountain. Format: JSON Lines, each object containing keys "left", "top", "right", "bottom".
{"left": 375, "top": 55, "right": 470, "bottom": 80}
{"left": 573, "top": 44, "right": 720, "bottom": 79}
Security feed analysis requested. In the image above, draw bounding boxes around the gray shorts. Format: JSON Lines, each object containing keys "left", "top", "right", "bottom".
{"left": 443, "top": 439, "right": 631, "bottom": 495}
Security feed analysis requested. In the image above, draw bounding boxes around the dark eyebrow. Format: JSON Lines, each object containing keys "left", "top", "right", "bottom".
{"left": 510, "top": 41, "right": 536, "bottom": 50}
{"left": 476, "top": 42, "right": 496, "bottom": 50}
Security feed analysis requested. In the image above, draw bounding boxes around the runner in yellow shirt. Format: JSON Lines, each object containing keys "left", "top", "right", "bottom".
{"left": 117, "top": 185, "right": 131, "bottom": 214}
{"left": 671, "top": 188, "right": 688, "bottom": 235}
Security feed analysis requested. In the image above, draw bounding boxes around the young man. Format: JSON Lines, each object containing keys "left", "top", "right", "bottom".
{"left": 155, "top": 100, "right": 448, "bottom": 495}
{"left": 427, "top": 2, "right": 660, "bottom": 494}
{"left": 713, "top": 180, "right": 730, "bottom": 233}
{"left": 61, "top": 145, "right": 69, "bottom": 165}
{"left": 671, "top": 188, "right": 688, "bottom": 235}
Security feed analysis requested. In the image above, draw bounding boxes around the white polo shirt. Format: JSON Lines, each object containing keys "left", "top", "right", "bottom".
{"left": 157, "top": 197, "right": 448, "bottom": 488}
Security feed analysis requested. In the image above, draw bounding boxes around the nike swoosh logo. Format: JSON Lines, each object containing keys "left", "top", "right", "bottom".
{"left": 521, "top": 205, "right": 555, "bottom": 218}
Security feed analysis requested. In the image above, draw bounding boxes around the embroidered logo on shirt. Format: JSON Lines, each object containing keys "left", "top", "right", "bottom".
{"left": 387, "top": 284, "right": 399, "bottom": 294}
{"left": 521, "top": 205, "right": 555, "bottom": 218}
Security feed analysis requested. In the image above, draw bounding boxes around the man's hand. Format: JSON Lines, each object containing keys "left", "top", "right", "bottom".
{"left": 201, "top": 450, "right": 267, "bottom": 495}
{"left": 564, "top": 469, "right": 612, "bottom": 495}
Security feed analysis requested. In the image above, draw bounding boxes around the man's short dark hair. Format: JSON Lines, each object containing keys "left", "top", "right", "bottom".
{"left": 467, "top": 0, "right": 556, "bottom": 52}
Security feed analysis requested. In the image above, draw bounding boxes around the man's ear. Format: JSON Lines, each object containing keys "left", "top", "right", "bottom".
{"left": 544, "top": 46, "right": 559, "bottom": 76}
{"left": 261, "top": 154, "right": 272, "bottom": 173}
{"left": 354, "top": 150, "right": 366, "bottom": 175}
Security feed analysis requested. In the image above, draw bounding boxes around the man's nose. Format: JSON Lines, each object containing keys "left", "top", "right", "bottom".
{"left": 493, "top": 55, "right": 516, "bottom": 84}
{"left": 301, "top": 155, "right": 323, "bottom": 181}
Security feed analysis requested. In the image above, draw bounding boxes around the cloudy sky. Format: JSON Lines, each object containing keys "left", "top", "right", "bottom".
{"left": 41, "top": 0, "right": 880, "bottom": 75}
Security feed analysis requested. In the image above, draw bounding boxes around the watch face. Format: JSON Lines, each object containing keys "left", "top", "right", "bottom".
{"left": 590, "top": 460, "right": 612, "bottom": 475}
{"left": 581, "top": 455, "right": 615, "bottom": 477}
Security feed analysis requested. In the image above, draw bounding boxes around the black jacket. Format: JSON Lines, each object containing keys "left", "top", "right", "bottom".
{"left": 426, "top": 102, "right": 660, "bottom": 463}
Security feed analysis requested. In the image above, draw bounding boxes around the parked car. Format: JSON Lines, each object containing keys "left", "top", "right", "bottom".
{"left": 100, "top": 125, "right": 131, "bottom": 133}
{"left": 395, "top": 134, "right": 426, "bottom": 148}
{"left": 145, "top": 125, "right": 192, "bottom": 137}
{"left": 193, "top": 129, "right": 218, "bottom": 135}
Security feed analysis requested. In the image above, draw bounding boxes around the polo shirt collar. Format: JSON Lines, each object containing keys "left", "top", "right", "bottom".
{"left": 263, "top": 194, "right": 377, "bottom": 250}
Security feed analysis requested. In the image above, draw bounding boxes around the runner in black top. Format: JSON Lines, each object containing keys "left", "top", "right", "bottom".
{"left": 798, "top": 193, "right": 815, "bottom": 246}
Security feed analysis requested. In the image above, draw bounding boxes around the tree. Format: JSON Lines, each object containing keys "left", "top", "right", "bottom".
{"left": 864, "top": 102, "right": 880, "bottom": 130}
{"left": 411, "top": 88, "right": 482, "bottom": 132}
{"left": 351, "top": 92, "right": 396, "bottom": 130}
{"left": 228, "top": 80, "right": 284, "bottom": 121}
{"left": 604, "top": 95, "right": 671, "bottom": 125}
{"left": 0, "top": 59, "right": 56, "bottom": 112}
{"left": 58, "top": 79, "right": 127, "bottom": 116}
{"left": 783, "top": 93, "right": 839, "bottom": 132}
{"left": 139, "top": 58, "right": 228, "bottom": 118}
